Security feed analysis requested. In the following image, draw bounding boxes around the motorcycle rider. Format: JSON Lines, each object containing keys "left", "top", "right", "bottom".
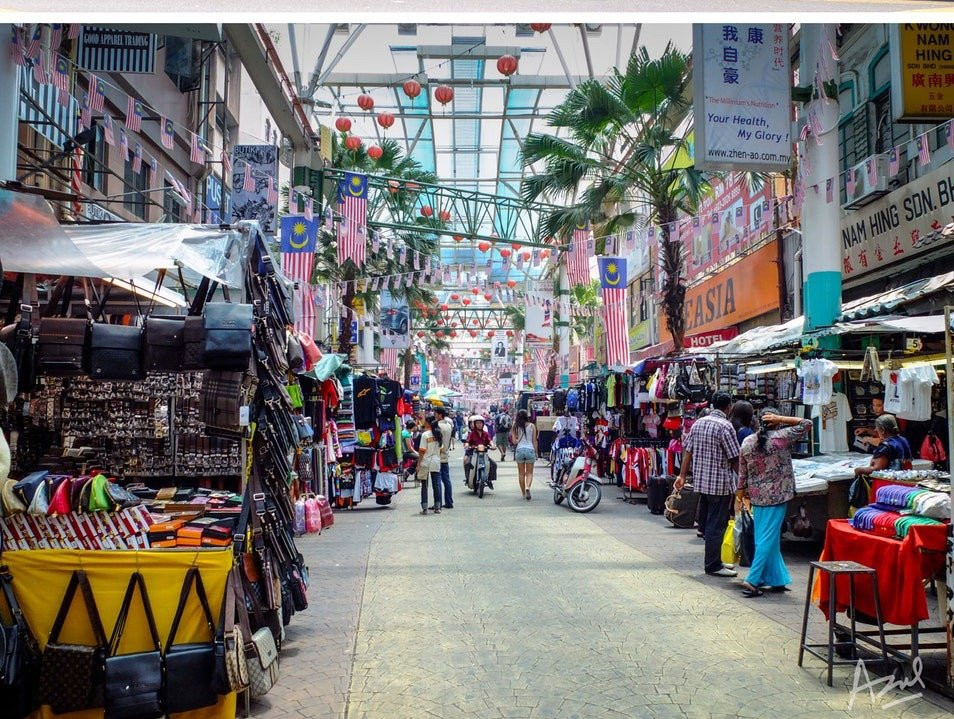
{"left": 463, "top": 415, "right": 496, "bottom": 489}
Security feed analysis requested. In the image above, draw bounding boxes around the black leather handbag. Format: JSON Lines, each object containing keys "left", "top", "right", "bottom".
{"left": 104, "top": 573, "right": 163, "bottom": 719}
{"left": 0, "top": 566, "right": 40, "bottom": 716}
{"left": 38, "top": 570, "right": 109, "bottom": 714}
{"left": 164, "top": 568, "right": 219, "bottom": 714}
{"left": 183, "top": 315, "right": 206, "bottom": 370}
{"left": 36, "top": 317, "right": 89, "bottom": 376}
{"left": 202, "top": 303, "right": 254, "bottom": 370}
{"left": 143, "top": 316, "right": 185, "bottom": 372}
{"left": 90, "top": 323, "right": 145, "bottom": 380}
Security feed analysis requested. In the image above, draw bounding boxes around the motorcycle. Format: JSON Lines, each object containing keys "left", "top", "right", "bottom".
{"left": 466, "top": 445, "right": 490, "bottom": 498}
{"left": 549, "top": 440, "right": 602, "bottom": 513}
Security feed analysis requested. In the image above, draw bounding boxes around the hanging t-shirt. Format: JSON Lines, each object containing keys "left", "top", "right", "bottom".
{"left": 376, "top": 378, "right": 401, "bottom": 426}
{"left": 881, "top": 369, "right": 910, "bottom": 415}
{"left": 897, "top": 365, "right": 939, "bottom": 422}
{"left": 606, "top": 375, "right": 617, "bottom": 408}
{"left": 812, "top": 392, "right": 852, "bottom": 453}
{"left": 642, "top": 410, "right": 660, "bottom": 439}
{"left": 798, "top": 358, "right": 838, "bottom": 405}
{"left": 353, "top": 375, "right": 378, "bottom": 429}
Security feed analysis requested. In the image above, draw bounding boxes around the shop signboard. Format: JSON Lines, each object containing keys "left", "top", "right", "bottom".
{"left": 841, "top": 161, "right": 954, "bottom": 279}
{"left": 491, "top": 331, "right": 510, "bottom": 366}
{"left": 525, "top": 280, "right": 554, "bottom": 343}
{"left": 890, "top": 24, "right": 954, "bottom": 122}
{"left": 79, "top": 27, "right": 157, "bottom": 73}
{"left": 230, "top": 144, "right": 278, "bottom": 232}
{"left": 693, "top": 24, "right": 792, "bottom": 172}
{"left": 629, "top": 320, "right": 652, "bottom": 352}
{"left": 379, "top": 291, "right": 410, "bottom": 349}
{"left": 684, "top": 327, "right": 740, "bottom": 348}
{"left": 668, "top": 240, "right": 780, "bottom": 336}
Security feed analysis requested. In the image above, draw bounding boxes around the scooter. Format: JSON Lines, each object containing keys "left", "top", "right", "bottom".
{"left": 466, "top": 446, "right": 490, "bottom": 498}
{"left": 549, "top": 440, "right": 602, "bottom": 513}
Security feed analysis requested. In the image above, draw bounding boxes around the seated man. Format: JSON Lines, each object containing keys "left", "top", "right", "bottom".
{"left": 463, "top": 415, "right": 497, "bottom": 488}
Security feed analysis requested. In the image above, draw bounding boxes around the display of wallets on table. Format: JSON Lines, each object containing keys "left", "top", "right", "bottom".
{"left": 0, "top": 506, "right": 154, "bottom": 550}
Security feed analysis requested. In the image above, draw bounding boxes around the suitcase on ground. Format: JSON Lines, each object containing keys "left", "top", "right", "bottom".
{"left": 646, "top": 475, "right": 674, "bottom": 515}
{"left": 664, "top": 483, "right": 700, "bottom": 528}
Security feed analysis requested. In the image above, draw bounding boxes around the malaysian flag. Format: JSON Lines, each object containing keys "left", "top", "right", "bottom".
{"left": 866, "top": 158, "right": 877, "bottom": 186}
{"left": 567, "top": 225, "right": 591, "bottom": 286}
{"left": 917, "top": 134, "right": 931, "bottom": 166}
{"left": 101, "top": 114, "right": 115, "bottom": 146}
{"left": 221, "top": 148, "right": 232, "bottom": 176}
{"left": 132, "top": 143, "right": 143, "bottom": 174}
{"left": 888, "top": 148, "right": 900, "bottom": 177}
{"left": 303, "top": 198, "right": 313, "bottom": 221}
{"left": 190, "top": 132, "right": 205, "bottom": 164}
{"left": 598, "top": 256, "right": 629, "bottom": 368}
{"left": 280, "top": 215, "right": 318, "bottom": 282}
{"left": 119, "top": 128, "right": 128, "bottom": 161}
{"left": 826, "top": 178, "right": 834, "bottom": 204}
{"left": 294, "top": 285, "right": 317, "bottom": 337}
{"left": 52, "top": 55, "right": 69, "bottom": 91}
{"left": 67, "top": 24, "right": 80, "bottom": 40}
{"left": 846, "top": 168, "right": 856, "bottom": 197}
{"left": 266, "top": 177, "right": 278, "bottom": 205}
{"left": 125, "top": 95, "right": 143, "bottom": 133}
{"left": 32, "top": 56, "right": 47, "bottom": 85}
{"left": 160, "top": 116, "right": 175, "bottom": 149}
{"left": 148, "top": 156, "right": 158, "bottom": 188}
{"left": 337, "top": 172, "right": 368, "bottom": 268}
{"left": 242, "top": 163, "right": 254, "bottom": 192}
{"left": 24, "top": 27, "right": 41, "bottom": 59}
{"left": 379, "top": 348, "right": 400, "bottom": 379}
{"left": 11, "top": 27, "right": 27, "bottom": 68}
{"left": 79, "top": 93, "right": 91, "bottom": 130}
{"left": 88, "top": 73, "right": 105, "bottom": 111}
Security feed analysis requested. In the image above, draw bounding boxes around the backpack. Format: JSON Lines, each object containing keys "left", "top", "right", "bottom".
{"left": 497, "top": 414, "right": 512, "bottom": 431}
{"left": 920, "top": 432, "right": 947, "bottom": 465}
{"left": 566, "top": 389, "right": 579, "bottom": 411}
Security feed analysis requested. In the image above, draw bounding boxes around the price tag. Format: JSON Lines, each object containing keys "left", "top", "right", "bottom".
{"left": 239, "top": 406, "right": 250, "bottom": 426}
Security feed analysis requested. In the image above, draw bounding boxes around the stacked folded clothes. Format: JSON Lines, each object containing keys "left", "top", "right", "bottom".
{"left": 850, "top": 506, "right": 902, "bottom": 537}
{"left": 849, "top": 485, "right": 947, "bottom": 538}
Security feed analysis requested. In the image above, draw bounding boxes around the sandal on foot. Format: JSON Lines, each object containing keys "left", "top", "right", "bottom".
{"left": 740, "top": 584, "right": 764, "bottom": 598}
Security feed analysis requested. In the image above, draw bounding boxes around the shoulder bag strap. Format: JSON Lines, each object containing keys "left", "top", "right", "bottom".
{"left": 47, "top": 570, "right": 80, "bottom": 644}
{"left": 0, "top": 567, "right": 31, "bottom": 637}
{"left": 216, "top": 567, "right": 238, "bottom": 641}
{"left": 109, "top": 572, "right": 160, "bottom": 656}
{"left": 238, "top": 570, "right": 267, "bottom": 634}
{"left": 167, "top": 568, "right": 216, "bottom": 648}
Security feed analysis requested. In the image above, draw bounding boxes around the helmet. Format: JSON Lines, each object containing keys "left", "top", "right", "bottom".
{"left": 470, "top": 414, "right": 484, "bottom": 424}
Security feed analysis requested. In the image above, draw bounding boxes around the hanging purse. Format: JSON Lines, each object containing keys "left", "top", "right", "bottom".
{"left": 46, "top": 475, "right": 73, "bottom": 515}
{"left": 38, "top": 570, "right": 109, "bottom": 714}
{"left": 0, "top": 566, "right": 41, "bottom": 710}
{"left": 237, "top": 575, "right": 279, "bottom": 699}
{"left": 202, "top": 303, "right": 254, "bottom": 370}
{"left": 298, "top": 331, "right": 321, "bottom": 371}
{"left": 89, "top": 323, "right": 145, "bottom": 381}
{"left": 143, "top": 316, "right": 185, "bottom": 373}
{"left": 36, "top": 317, "right": 89, "bottom": 376}
{"left": 164, "top": 568, "right": 219, "bottom": 713}
{"left": 103, "top": 573, "right": 163, "bottom": 719}
{"left": 211, "top": 570, "right": 249, "bottom": 695}
{"left": 1, "top": 480, "right": 26, "bottom": 516}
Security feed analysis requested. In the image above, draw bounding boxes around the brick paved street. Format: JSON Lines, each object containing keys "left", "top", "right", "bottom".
{"left": 256, "top": 448, "right": 954, "bottom": 719}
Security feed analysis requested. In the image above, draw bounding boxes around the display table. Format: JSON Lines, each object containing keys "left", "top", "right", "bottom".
{"left": 4, "top": 548, "right": 236, "bottom": 719}
{"left": 817, "top": 519, "right": 947, "bottom": 626}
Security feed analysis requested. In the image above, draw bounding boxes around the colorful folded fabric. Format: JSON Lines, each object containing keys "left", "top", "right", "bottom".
{"left": 894, "top": 515, "right": 943, "bottom": 538}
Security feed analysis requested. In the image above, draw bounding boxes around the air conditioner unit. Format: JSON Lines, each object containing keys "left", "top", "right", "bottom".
{"left": 844, "top": 154, "right": 890, "bottom": 209}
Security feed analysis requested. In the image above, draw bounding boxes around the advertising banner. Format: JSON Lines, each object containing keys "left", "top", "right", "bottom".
{"left": 525, "top": 281, "right": 554, "bottom": 344}
{"left": 230, "top": 144, "right": 278, "bottom": 232}
{"left": 841, "top": 161, "right": 954, "bottom": 279}
{"left": 684, "top": 327, "right": 740, "bottom": 349}
{"left": 693, "top": 24, "right": 792, "bottom": 172}
{"left": 890, "top": 24, "right": 954, "bottom": 121}
{"left": 379, "top": 291, "right": 410, "bottom": 349}
{"left": 491, "top": 331, "right": 510, "bottom": 366}
{"left": 79, "top": 27, "right": 157, "bottom": 73}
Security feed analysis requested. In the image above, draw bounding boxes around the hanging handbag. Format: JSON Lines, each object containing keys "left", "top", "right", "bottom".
{"left": 182, "top": 316, "right": 206, "bottom": 370}
{"left": 36, "top": 317, "right": 89, "bottom": 376}
{"left": 143, "top": 316, "right": 185, "bottom": 373}
{"left": 46, "top": 475, "right": 73, "bottom": 515}
{"left": 202, "top": 303, "right": 254, "bottom": 370}
{"left": 103, "top": 573, "right": 163, "bottom": 719}
{"left": 286, "top": 329, "right": 305, "bottom": 373}
{"left": 38, "top": 570, "right": 109, "bottom": 714}
{"left": 735, "top": 505, "right": 756, "bottom": 567}
{"left": 89, "top": 323, "right": 145, "bottom": 381}
{"left": 164, "top": 568, "right": 219, "bottom": 714}
{"left": 0, "top": 567, "right": 41, "bottom": 718}
{"left": 237, "top": 575, "right": 279, "bottom": 699}
{"left": 1, "top": 480, "right": 26, "bottom": 516}
{"left": 298, "top": 331, "right": 321, "bottom": 371}
{"left": 211, "top": 570, "right": 249, "bottom": 695}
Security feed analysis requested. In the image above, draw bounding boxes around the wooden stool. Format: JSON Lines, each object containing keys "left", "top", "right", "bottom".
{"left": 798, "top": 560, "right": 889, "bottom": 687}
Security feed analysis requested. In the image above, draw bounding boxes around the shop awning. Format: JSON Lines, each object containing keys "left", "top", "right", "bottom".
{"left": 837, "top": 270, "right": 954, "bottom": 321}
{"left": 0, "top": 189, "right": 251, "bottom": 287}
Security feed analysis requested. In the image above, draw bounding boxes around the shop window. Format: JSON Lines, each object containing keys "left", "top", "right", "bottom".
{"left": 123, "top": 156, "right": 148, "bottom": 220}
{"left": 838, "top": 80, "right": 855, "bottom": 118}
{"left": 838, "top": 105, "right": 870, "bottom": 173}
{"left": 163, "top": 181, "right": 181, "bottom": 223}
{"left": 81, "top": 126, "right": 106, "bottom": 193}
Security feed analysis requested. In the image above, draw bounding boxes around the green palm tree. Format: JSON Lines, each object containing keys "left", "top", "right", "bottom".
{"left": 521, "top": 44, "right": 710, "bottom": 351}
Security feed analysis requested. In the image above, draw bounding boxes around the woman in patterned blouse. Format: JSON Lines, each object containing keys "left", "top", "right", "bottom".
{"left": 736, "top": 409, "right": 813, "bottom": 597}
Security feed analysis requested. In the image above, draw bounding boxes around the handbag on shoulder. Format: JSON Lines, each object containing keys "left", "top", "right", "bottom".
{"left": 164, "top": 568, "right": 220, "bottom": 713}
{"left": 38, "top": 570, "right": 109, "bottom": 714}
{"left": 103, "top": 572, "right": 163, "bottom": 719}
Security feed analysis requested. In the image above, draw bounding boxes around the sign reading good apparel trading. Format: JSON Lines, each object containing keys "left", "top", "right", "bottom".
{"left": 693, "top": 24, "right": 792, "bottom": 172}
{"left": 841, "top": 161, "right": 954, "bottom": 279}
{"left": 79, "top": 27, "right": 157, "bottom": 73}
{"left": 890, "top": 24, "right": 954, "bottom": 122}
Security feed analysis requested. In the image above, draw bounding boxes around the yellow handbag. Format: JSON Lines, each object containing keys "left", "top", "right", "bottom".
{"left": 721, "top": 519, "right": 739, "bottom": 565}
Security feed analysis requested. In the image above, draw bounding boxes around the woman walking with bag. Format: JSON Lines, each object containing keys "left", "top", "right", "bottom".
{"left": 736, "top": 408, "right": 812, "bottom": 597}
{"left": 510, "top": 409, "right": 539, "bottom": 500}
{"left": 418, "top": 415, "right": 443, "bottom": 515}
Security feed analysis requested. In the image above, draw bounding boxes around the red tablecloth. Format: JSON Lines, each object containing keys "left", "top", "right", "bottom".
{"left": 818, "top": 519, "right": 948, "bottom": 626}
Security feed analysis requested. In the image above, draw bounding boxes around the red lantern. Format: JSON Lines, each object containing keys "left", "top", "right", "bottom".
{"left": 344, "top": 135, "right": 362, "bottom": 151}
{"left": 440, "top": 303, "right": 449, "bottom": 311}
{"left": 487, "top": 331, "right": 494, "bottom": 338}
{"left": 450, "top": 330, "right": 458, "bottom": 338}
{"left": 477, "top": 241, "right": 491, "bottom": 253}
{"left": 417, "top": 331, "right": 425, "bottom": 338}
{"left": 469, "top": 330, "right": 477, "bottom": 338}
{"left": 357, "top": 94, "right": 374, "bottom": 111}
{"left": 453, "top": 234, "right": 464, "bottom": 243}
{"left": 530, "top": 23, "right": 551, "bottom": 33}
{"left": 403, "top": 80, "right": 421, "bottom": 99}
{"left": 420, "top": 205, "right": 433, "bottom": 218}
{"left": 377, "top": 112, "right": 395, "bottom": 129}
{"left": 511, "top": 243, "right": 521, "bottom": 251}
{"left": 499, "top": 248, "right": 512, "bottom": 259}
{"left": 471, "top": 287, "right": 480, "bottom": 295}
{"left": 540, "top": 249, "right": 551, "bottom": 259}
{"left": 451, "top": 321, "right": 458, "bottom": 327}
{"left": 437, "top": 319, "right": 444, "bottom": 326}
{"left": 367, "top": 144, "right": 383, "bottom": 160}
{"left": 436, "top": 330, "right": 444, "bottom": 338}
{"left": 497, "top": 55, "right": 518, "bottom": 77}
{"left": 483, "top": 293, "right": 492, "bottom": 301}
{"left": 520, "top": 250, "right": 531, "bottom": 261}
{"left": 462, "top": 298, "right": 471, "bottom": 306}
{"left": 450, "top": 293, "right": 460, "bottom": 301}
{"left": 507, "top": 279, "right": 517, "bottom": 288}
{"left": 334, "top": 117, "right": 352, "bottom": 133}
{"left": 506, "top": 330, "right": 514, "bottom": 337}
{"left": 405, "top": 181, "right": 420, "bottom": 193}
{"left": 472, "top": 319, "right": 480, "bottom": 326}
{"left": 438, "top": 209, "right": 451, "bottom": 222}
{"left": 434, "top": 85, "right": 454, "bottom": 106}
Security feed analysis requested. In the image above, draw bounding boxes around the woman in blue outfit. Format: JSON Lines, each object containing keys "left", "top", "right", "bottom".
{"left": 736, "top": 408, "right": 812, "bottom": 597}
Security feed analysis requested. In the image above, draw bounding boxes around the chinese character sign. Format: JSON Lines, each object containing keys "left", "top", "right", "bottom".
{"left": 891, "top": 25, "right": 954, "bottom": 121}
{"left": 693, "top": 24, "right": 792, "bottom": 172}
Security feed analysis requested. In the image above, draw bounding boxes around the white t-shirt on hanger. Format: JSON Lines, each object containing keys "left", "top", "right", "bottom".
{"left": 812, "top": 392, "right": 852, "bottom": 453}
{"left": 798, "top": 358, "right": 838, "bottom": 405}
{"left": 882, "top": 368, "right": 911, "bottom": 415}
{"left": 898, "top": 365, "right": 938, "bottom": 422}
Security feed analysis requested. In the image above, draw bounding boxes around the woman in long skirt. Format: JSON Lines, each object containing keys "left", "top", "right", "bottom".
{"left": 736, "top": 409, "right": 812, "bottom": 597}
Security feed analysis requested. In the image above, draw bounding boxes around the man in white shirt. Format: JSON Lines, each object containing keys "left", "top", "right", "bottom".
{"left": 434, "top": 406, "right": 455, "bottom": 509}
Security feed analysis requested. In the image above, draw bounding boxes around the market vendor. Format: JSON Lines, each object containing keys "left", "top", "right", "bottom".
{"left": 852, "top": 414, "right": 913, "bottom": 476}
{"left": 852, "top": 397, "right": 885, "bottom": 451}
